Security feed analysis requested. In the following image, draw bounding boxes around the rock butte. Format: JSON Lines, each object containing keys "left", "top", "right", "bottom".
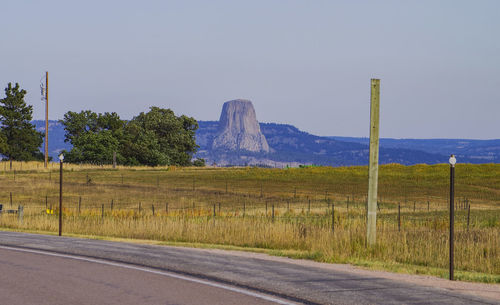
{"left": 212, "top": 99, "right": 270, "bottom": 153}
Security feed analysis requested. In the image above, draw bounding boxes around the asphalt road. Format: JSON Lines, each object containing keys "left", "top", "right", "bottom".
{"left": 0, "top": 231, "right": 498, "bottom": 305}
{"left": 0, "top": 247, "right": 286, "bottom": 305}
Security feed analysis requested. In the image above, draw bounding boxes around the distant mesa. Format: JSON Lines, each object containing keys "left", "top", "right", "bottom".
{"left": 212, "top": 99, "right": 270, "bottom": 153}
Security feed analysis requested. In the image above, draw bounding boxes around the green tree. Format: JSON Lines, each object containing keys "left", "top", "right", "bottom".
{"left": 0, "top": 132, "right": 7, "bottom": 151}
{"left": 122, "top": 107, "right": 199, "bottom": 166}
{"left": 61, "top": 107, "right": 199, "bottom": 166}
{"left": 60, "top": 110, "right": 125, "bottom": 163}
{"left": 0, "top": 83, "right": 44, "bottom": 161}
{"left": 192, "top": 158, "right": 205, "bottom": 167}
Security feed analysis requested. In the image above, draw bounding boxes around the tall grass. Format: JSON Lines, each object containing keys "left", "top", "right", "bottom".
{"left": 0, "top": 161, "right": 498, "bottom": 282}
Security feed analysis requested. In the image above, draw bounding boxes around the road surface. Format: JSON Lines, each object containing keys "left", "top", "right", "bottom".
{"left": 0, "top": 231, "right": 498, "bottom": 305}
{"left": 0, "top": 247, "right": 289, "bottom": 305}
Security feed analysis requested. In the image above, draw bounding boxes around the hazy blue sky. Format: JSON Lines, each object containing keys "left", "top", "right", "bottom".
{"left": 1, "top": 0, "right": 499, "bottom": 139}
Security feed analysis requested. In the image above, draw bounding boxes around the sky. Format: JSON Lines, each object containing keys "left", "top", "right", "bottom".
{"left": 1, "top": 0, "right": 499, "bottom": 139}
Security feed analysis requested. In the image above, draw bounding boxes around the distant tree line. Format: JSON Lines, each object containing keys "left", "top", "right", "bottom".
{"left": 0, "top": 83, "right": 204, "bottom": 167}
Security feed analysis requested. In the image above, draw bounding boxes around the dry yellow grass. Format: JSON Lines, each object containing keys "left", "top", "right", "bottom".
{"left": 0, "top": 161, "right": 498, "bottom": 282}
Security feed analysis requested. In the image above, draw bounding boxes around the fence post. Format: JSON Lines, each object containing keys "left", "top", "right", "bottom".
{"left": 111, "top": 199, "right": 114, "bottom": 211}
{"left": 272, "top": 204, "right": 275, "bottom": 222}
{"left": 18, "top": 205, "right": 23, "bottom": 224}
{"left": 101, "top": 204, "right": 104, "bottom": 221}
{"left": 427, "top": 201, "right": 429, "bottom": 211}
{"left": 213, "top": 204, "right": 216, "bottom": 217}
{"left": 398, "top": 203, "right": 401, "bottom": 232}
{"left": 218, "top": 202, "right": 221, "bottom": 213}
{"left": 78, "top": 197, "right": 81, "bottom": 215}
{"left": 165, "top": 202, "right": 169, "bottom": 214}
{"left": 152, "top": 204, "right": 155, "bottom": 216}
{"left": 413, "top": 201, "right": 416, "bottom": 212}
{"left": 467, "top": 203, "right": 471, "bottom": 231}
{"left": 10, "top": 192, "right": 12, "bottom": 208}
{"left": 331, "top": 202, "right": 335, "bottom": 233}
{"left": 139, "top": 202, "right": 141, "bottom": 213}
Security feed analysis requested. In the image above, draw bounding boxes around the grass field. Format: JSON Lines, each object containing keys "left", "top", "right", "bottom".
{"left": 0, "top": 161, "right": 498, "bottom": 283}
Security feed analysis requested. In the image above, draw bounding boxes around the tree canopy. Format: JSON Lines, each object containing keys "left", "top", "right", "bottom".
{"left": 61, "top": 111, "right": 125, "bottom": 164}
{"left": 61, "top": 107, "right": 200, "bottom": 166}
{"left": 0, "top": 83, "right": 44, "bottom": 161}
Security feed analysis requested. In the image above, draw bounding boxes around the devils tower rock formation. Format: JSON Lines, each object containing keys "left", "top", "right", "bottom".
{"left": 212, "top": 99, "right": 270, "bottom": 152}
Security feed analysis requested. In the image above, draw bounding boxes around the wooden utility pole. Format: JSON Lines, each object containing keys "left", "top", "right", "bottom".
{"left": 367, "top": 79, "right": 380, "bottom": 246}
{"left": 44, "top": 71, "right": 49, "bottom": 168}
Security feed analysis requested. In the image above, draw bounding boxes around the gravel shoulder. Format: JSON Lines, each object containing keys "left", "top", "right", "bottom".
{"left": 198, "top": 247, "right": 500, "bottom": 302}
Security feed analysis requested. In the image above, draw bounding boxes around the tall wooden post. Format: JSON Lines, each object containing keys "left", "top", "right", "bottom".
{"left": 449, "top": 154, "right": 456, "bottom": 280}
{"left": 59, "top": 159, "right": 63, "bottom": 236}
{"left": 44, "top": 71, "right": 49, "bottom": 168}
{"left": 367, "top": 79, "right": 380, "bottom": 246}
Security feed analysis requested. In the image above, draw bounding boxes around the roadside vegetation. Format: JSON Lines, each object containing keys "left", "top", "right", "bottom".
{"left": 0, "top": 82, "right": 204, "bottom": 167}
{"left": 0, "top": 161, "right": 498, "bottom": 283}
{"left": 0, "top": 83, "right": 44, "bottom": 163}
{"left": 60, "top": 107, "right": 201, "bottom": 166}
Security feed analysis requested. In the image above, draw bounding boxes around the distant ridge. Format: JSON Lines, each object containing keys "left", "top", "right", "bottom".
{"left": 32, "top": 120, "right": 499, "bottom": 166}
{"left": 196, "top": 121, "right": 499, "bottom": 166}
{"left": 329, "top": 136, "right": 500, "bottom": 163}
{"left": 33, "top": 120, "right": 71, "bottom": 161}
